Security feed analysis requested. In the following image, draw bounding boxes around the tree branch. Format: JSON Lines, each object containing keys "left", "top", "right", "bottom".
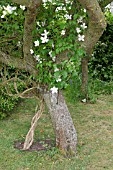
{"left": 23, "top": 7, "right": 37, "bottom": 71}
{"left": 22, "top": 0, "right": 42, "bottom": 74}
{"left": 11, "top": 0, "right": 29, "bottom": 6}
{"left": 11, "top": 0, "right": 42, "bottom": 8}
{"left": 77, "top": 0, "right": 107, "bottom": 55}
{"left": 0, "top": 51, "right": 25, "bottom": 70}
{"left": 0, "top": 0, "right": 42, "bottom": 77}
{"left": 20, "top": 0, "right": 42, "bottom": 76}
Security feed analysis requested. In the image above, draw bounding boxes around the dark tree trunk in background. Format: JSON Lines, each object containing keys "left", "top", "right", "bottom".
{"left": 44, "top": 91, "right": 77, "bottom": 156}
{"left": 81, "top": 58, "right": 89, "bottom": 99}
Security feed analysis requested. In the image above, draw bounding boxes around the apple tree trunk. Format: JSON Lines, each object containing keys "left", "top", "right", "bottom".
{"left": 43, "top": 91, "right": 77, "bottom": 156}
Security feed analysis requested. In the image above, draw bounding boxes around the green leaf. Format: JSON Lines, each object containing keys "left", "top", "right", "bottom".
{"left": 61, "top": 70, "right": 68, "bottom": 79}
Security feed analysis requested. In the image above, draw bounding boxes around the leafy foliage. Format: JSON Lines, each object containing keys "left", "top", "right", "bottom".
{"left": 65, "top": 77, "right": 113, "bottom": 104}
{"left": 0, "top": 66, "right": 28, "bottom": 119}
{"left": 0, "top": 87, "right": 19, "bottom": 119}
{"left": 0, "top": 1, "right": 87, "bottom": 118}
{"left": 89, "top": 10, "right": 113, "bottom": 81}
{"left": 30, "top": 1, "right": 87, "bottom": 89}
{"left": 0, "top": 1, "right": 87, "bottom": 91}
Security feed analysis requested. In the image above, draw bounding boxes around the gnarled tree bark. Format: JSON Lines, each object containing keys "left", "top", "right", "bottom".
{"left": 44, "top": 91, "right": 77, "bottom": 156}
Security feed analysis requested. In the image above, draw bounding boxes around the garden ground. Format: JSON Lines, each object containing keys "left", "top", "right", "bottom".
{"left": 0, "top": 94, "right": 113, "bottom": 170}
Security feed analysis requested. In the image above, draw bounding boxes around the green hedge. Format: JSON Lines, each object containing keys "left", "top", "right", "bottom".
{"left": 89, "top": 11, "right": 113, "bottom": 81}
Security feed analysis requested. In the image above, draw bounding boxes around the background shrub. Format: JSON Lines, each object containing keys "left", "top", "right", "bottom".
{"left": 0, "top": 65, "right": 27, "bottom": 120}
{"left": 89, "top": 11, "right": 113, "bottom": 81}
{"left": 0, "top": 87, "right": 19, "bottom": 119}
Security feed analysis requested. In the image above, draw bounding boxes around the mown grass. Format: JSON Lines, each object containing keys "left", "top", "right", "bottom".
{"left": 0, "top": 94, "right": 113, "bottom": 170}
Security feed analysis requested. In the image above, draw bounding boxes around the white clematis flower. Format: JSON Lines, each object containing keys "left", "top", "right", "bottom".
{"left": 76, "top": 27, "right": 81, "bottom": 33}
{"left": 77, "top": 16, "right": 83, "bottom": 23}
{"left": 30, "top": 49, "right": 34, "bottom": 54}
{"left": 41, "top": 30, "right": 49, "bottom": 37}
{"left": 78, "top": 34, "right": 85, "bottom": 41}
{"left": 81, "top": 23, "right": 87, "bottom": 29}
{"left": 41, "top": 36, "right": 49, "bottom": 43}
{"left": 20, "top": 5, "right": 26, "bottom": 10}
{"left": 50, "top": 86, "right": 58, "bottom": 94}
{"left": 34, "top": 40, "right": 39, "bottom": 47}
{"left": 61, "top": 30, "right": 66, "bottom": 35}
{"left": 56, "top": 78, "right": 61, "bottom": 82}
{"left": 81, "top": 98, "right": 87, "bottom": 103}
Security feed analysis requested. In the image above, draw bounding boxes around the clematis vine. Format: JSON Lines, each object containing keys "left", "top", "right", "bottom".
{"left": 1, "top": 0, "right": 87, "bottom": 91}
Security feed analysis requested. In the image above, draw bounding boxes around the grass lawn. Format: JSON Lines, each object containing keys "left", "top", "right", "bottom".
{"left": 0, "top": 94, "right": 113, "bottom": 170}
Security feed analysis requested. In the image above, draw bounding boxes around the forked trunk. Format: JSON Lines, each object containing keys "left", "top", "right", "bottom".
{"left": 43, "top": 91, "right": 77, "bottom": 156}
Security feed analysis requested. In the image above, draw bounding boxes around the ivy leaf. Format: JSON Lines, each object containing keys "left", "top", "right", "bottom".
{"left": 61, "top": 70, "right": 68, "bottom": 79}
